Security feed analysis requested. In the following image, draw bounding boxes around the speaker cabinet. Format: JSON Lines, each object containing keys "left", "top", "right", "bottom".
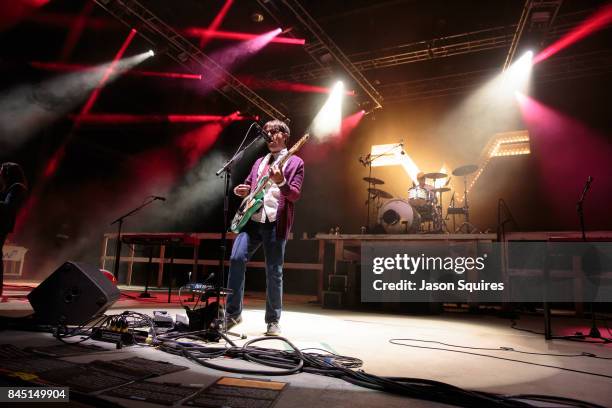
{"left": 28, "top": 261, "right": 120, "bottom": 325}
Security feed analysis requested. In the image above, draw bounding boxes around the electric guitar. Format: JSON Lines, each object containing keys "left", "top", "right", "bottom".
{"left": 230, "top": 133, "right": 310, "bottom": 233}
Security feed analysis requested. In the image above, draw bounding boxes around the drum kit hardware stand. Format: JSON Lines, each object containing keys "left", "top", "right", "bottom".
{"left": 358, "top": 152, "right": 482, "bottom": 234}
{"left": 450, "top": 164, "right": 480, "bottom": 234}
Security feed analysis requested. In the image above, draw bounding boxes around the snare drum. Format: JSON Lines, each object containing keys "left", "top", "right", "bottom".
{"left": 378, "top": 199, "right": 421, "bottom": 233}
{"left": 408, "top": 186, "right": 432, "bottom": 207}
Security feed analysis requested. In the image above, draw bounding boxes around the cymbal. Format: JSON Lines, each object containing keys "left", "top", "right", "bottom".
{"left": 367, "top": 188, "right": 393, "bottom": 199}
{"left": 452, "top": 164, "right": 478, "bottom": 177}
{"left": 424, "top": 172, "right": 448, "bottom": 180}
{"left": 363, "top": 177, "right": 384, "bottom": 185}
{"left": 432, "top": 187, "right": 451, "bottom": 193}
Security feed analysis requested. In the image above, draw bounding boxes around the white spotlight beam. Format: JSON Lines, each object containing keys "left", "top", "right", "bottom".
{"left": 312, "top": 81, "right": 344, "bottom": 141}
{"left": 0, "top": 52, "right": 151, "bottom": 150}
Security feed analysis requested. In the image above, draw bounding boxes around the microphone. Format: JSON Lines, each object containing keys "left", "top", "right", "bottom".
{"left": 253, "top": 122, "right": 273, "bottom": 143}
{"left": 359, "top": 153, "right": 371, "bottom": 167}
{"left": 583, "top": 176, "right": 593, "bottom": 194}
{"left": 152, "top": 195, "right": 166, "bottom": 201}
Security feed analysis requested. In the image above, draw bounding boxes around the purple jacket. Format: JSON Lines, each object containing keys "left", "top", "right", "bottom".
{"left": 244, "top": 155, "right": 304, "bottom": 240}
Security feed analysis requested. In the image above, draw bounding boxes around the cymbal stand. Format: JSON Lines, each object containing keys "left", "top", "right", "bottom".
{"left": 456, "top": 175, "right": 479, "bottom": 234}
{"left": 435, "top": 190, "right": 449, "bottom": 233}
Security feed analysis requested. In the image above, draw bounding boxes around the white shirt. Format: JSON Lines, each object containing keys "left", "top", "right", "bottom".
{"left": 251, "top": 149, "right": 288, "bottom": 223}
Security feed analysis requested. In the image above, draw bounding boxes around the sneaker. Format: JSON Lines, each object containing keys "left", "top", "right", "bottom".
{"left": 222, "top": 315, "right": 242, "bottom": 331}
{"left": 265, "top": 322, "right": 281, "bottom": 336}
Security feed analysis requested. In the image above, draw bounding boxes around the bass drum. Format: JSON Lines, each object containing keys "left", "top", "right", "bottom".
{"left": 378, "top": 199, "right": 421, "bottom": 234}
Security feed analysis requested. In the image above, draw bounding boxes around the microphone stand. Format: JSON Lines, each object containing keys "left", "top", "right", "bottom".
{"left": 209, "top": 126, "right": 264, "bottom": 342}
{"left": 576, "top": 177, "right": 601, "bottom": 339}
{"left": 110, "top": 196, "right": 162, "bottom": 279}
{"left": 576, "top": 177, "right": 591, "bottom": 242}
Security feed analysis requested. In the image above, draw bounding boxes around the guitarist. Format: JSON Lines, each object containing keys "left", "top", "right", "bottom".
{"left": 227, "top": 120, "right": 304, "bottom": 336}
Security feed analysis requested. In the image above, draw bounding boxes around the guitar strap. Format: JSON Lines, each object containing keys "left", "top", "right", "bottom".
{"left": 255, "top": 155, "right": 272, "bottom": 186}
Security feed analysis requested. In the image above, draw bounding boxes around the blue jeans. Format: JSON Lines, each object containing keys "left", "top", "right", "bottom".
{"left": 226, "top": 221, "right": 286, "bottom": 323}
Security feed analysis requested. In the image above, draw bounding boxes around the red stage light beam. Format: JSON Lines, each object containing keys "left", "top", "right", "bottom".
{"left": 71, "top": 113, "right": 252, "bottom": 124}
{"left": 199, "top": 0, "right": 233, "bottom": 49}
{"left": 237, "top": 76, "right": 356, "bottom": 95}
{"left": 515, "top": 92, "right": 612, "bottom": 221}
{"left": 0, "top": 0, "right": 50, "bottom": 31}
{"left": 16, "top": 29, "right": 141, "bottom": 236}
{"left": 59, "top": 1, "right": 94, "bottom": 61}
{"left": 25, "top": 12, "right": 306, "bottom": 45}
{"left": 534, "top": 4, "right": 612, "bottom": 64}
{"left": 339, "top": 110, "right": 365, "bottom": 141}
{"left": 185, "top": 27, "right": 305, "bottom": 44}
{"left": 78, "top": 28, "right": 137, "bottom": 117}
{"left": 26, "top": 12, "right": 115, "bottom": 30}
{"left": 30, "top": 61, "right": 202, "bottom": 80}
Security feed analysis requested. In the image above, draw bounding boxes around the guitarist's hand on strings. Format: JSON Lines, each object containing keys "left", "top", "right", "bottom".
{"left": 270, "top": 165, "right": 285, "bottom": 185}
{"left": 234, "top": 184, "right": 251, "bottom": 197}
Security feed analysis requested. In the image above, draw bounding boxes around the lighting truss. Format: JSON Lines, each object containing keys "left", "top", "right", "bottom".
{"left": 93, "top": 0, "right": 289, "bottom": 122}
{"left": 379, "top": 49, "right": 612, "bottom": 103}
{"left": 261, "top": 7, "right": 591, "bottom": 84}
{"left": 256, "top": 0, "right": 383, "bottom": 109}
{"left": 502, "top": 0, "right": 563, "bottom": 71}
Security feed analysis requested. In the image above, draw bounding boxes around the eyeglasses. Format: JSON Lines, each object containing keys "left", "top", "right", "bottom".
{"left": 264, "top": 130, "right": 287, "bottom": 140}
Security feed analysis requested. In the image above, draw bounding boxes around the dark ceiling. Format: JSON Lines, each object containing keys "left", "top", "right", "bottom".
{"left": 2, "top": 0, "right": 610, "bottom": 122}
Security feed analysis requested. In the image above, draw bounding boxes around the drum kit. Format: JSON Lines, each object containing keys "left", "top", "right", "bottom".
{"left": 363, "top": 164, "right": 480, "bottom": 234}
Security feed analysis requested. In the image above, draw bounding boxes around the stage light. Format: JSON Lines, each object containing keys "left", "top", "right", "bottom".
{"left": 251, "top": 12, "right": 264, "bottom": 23}
{"left": 500, "top": 50, "right": 533, "bottom": 94}
{"left": 147, "top": 49, "right": 155, "bottom": 57}
{"left": 311, "top": 81, "right": 344, "bottom": 140}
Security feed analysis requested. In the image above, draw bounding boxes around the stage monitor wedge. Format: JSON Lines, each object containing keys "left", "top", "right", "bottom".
{"left": 28, "top": 261, "right": 120, "bottom": 325}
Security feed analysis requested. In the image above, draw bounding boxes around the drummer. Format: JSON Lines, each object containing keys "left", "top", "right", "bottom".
{"left": 416, "top": 171, "right": 434, "bottom": 193}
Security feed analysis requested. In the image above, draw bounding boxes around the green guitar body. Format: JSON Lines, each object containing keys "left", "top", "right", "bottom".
{"left": 230, "top": 176, "right": 268, "bottom": 233}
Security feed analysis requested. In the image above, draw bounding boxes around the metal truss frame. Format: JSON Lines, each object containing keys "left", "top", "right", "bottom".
{"left": 256, "top": 0, "right": 383, "bottom": 109}
{"left": 93, "top": 0, "right": 289, "bottom": 122}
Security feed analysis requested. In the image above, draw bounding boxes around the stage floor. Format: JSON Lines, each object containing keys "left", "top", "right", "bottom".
{"left": 1, "top": 292, "right": 611, "bottom": 407}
